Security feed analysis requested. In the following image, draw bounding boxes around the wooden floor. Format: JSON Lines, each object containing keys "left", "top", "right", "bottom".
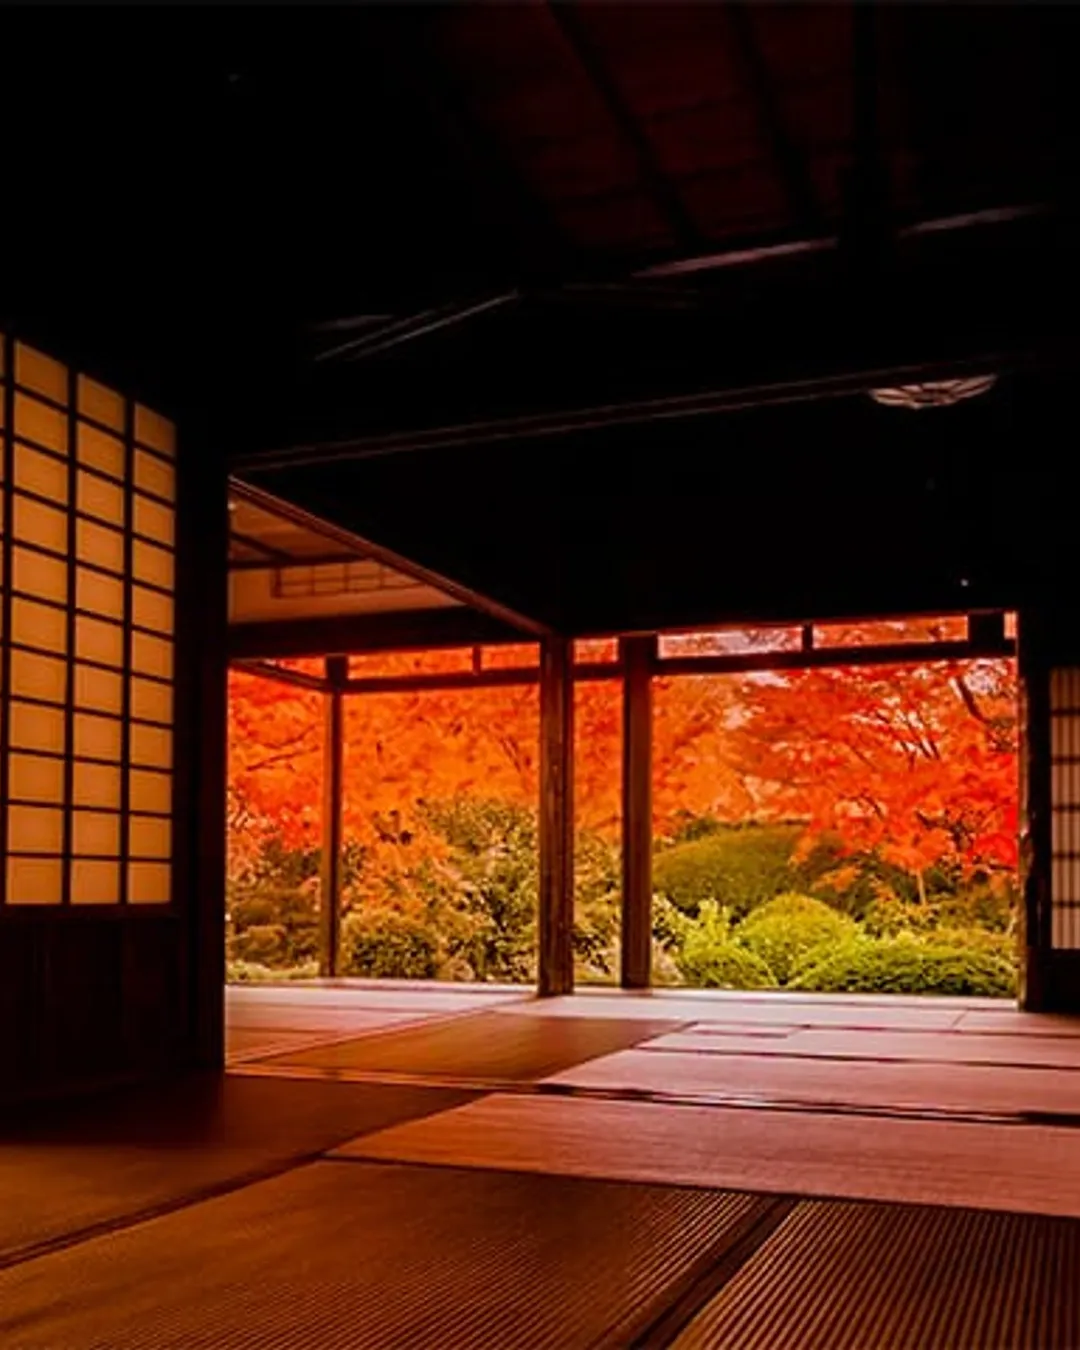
{"left": 4, "top": 984, "right": 1080, "bottom": 1347}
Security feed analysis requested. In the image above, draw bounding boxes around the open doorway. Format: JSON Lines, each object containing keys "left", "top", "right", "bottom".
{"left": 650, "top": 619, "right": 1019, "bottom": 998}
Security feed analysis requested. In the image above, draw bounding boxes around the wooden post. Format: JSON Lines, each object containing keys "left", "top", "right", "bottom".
{"left": 621, "top": 635, "right": 655, "bottom": 989}
{"left": 1019, "top": 608, "right": 1052, "bottom": 1009}
{"left": 539, "top": 634, "right": 574, "bottom": 996}
{"left": 185, "top": 432, "right": 229, "bottom": 1070}
{"left": 319, "top": 656, "right": 347, "bottom": 978}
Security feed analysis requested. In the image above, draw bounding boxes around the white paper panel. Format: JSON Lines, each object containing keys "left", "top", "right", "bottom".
{"left": 7, "top": 857, "right": 62, "bottom": 904}
{"left": 130, "top": 814, "right": 171, "bottom": 860}
{"left": 9, "top": 805, "right": 63, "bottom": 853}
{"left": 14, "top": 443, "right": 67, "bottom": 502}
{"left": 10, "top": 649, "right": 66, "bottom": 704}
{"left": 129, "top": 767, "right": 172, "bottom": 814}
{"left": 12, "top": 597, "right": 67, "bottom": 653}
{"left": 9, "top": 753, "right": 65, "bottom": 803}
{"left": 76, "top": 615, "right": 125, "bottom": 668}
{"left": 128, "top": 860, "right": 171, "bottom": 904}
{"left": 73, "top": 760, "right": 122, "bottom": 809}
{"left": 73, "top": 712, "right": 123, "bottom": 762}
{"left": 9, "top": 700, "right": 65, "bottom": 754}
{"left": 71, "top": 858, "right": 120, "bottom": 905}
{"left": 72, "top": 810, "right": 121, "bottom": 857}
{"left": 73, "top": 662, "right": 123, "bottom": 714}
{"left": 76, "top": 566, "right": 124, "bottom": 620}
{"left": 12, "top": 545, "right": 67, "bottom": 603}
{"left": 131, "top": 678, "right": 173, "bottom": 724}
{"left": 76, "top": 423, "right": 125, "bottom": 480}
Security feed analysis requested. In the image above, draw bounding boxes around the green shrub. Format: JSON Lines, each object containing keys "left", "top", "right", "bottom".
{"left": 675, "top": 901, "right": 777, "bottom": 989}
{"left": 227, "top": 960, "right": 318, "bottom": 983}
{"left": 653, "top": 824, "right": 803, "bottom": 919}
{"left": 226, "top": 883, "right": 319, "bottom": 969}
{"left": 418, "top": 798, "right": 537, "bottom": 982}
{"left": 791, "top": 936, "right": 1016, "bottom": 998}
{"left": 935, "top": 885, "right": 1017, "bottom": 935}
{"left": 229, "top": 923, "right": 290, "bottom": 966}
{"left": 736, "top": 893, "right": 858, "bottom": 984}
{"left": 342, "top": 910, "right": 441, "bottom": 979}
{"left": 927, "top": 926, "right": 1017, "bottom": 962}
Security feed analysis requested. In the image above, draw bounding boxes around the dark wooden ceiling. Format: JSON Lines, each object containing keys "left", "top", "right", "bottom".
{"left": 4, "top": 4, "right": 1079, "bottom": 634}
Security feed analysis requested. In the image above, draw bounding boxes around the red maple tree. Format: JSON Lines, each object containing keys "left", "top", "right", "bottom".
{"left": 228, "top": 640, "right": 1019, "bottom": 881}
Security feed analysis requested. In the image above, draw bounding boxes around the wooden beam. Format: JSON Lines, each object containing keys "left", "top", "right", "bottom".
{"left": 228, "top": 607, "right": 523, "bottom": 660}
{"left": 654, "top": 636, "right": 1014, "bottom": 680}
{"left": 232, "top": 659, "right": 329, "bottom": 693}
{"left": 621, "top": 635, "right": 655, "bottom": 989}
{"left": 228, "top": 479, "right": 551, "bottom": 637}
{"left": 342, "top": 661, "right": 625, "bottom": 696}
{"left": 232, "top": 353, "right": 1014, "bottom": 471}
{"left": 538, "top": 635, "right": 574, "bottom": 997}
{"left": 314, "top": 293, "right": 518, "bottom": 364}
{"left": 319, "top": 656, "right": 347, "bottom": 978}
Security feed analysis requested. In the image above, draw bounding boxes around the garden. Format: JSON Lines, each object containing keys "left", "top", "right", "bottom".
{"left": 227, "top": 635, "right": 1020, "bottom": 998}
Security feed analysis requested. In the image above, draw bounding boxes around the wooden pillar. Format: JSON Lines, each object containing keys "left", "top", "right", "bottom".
{"left": 539, "top": 634, "right": 574, "bottom": 996}
{"left": 621, "top": 635, "right": 655, "bottom": 989}
{"left": 185, "top": 434, "right": 229, "bottom": 1069}
{"left": 319, "top": 656, "right": 347, "bottom": 978}
{"left": 1018, "top": 606, "right": 1080, "bottom": 1012}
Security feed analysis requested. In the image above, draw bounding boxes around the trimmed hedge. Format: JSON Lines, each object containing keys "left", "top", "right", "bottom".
{"left": 735, "top": 893, "right": 857, "bottom": 984}
{"left": 790, "top": 937, "right": 1016, "bottom": 998}
{"left": 675, "top": 901, "right": 777, "bottom": 989}
{"left": 342, "top": 910, "right": 441, "bottom": 979}
{"left": 653, "top": 825, "right": 803, "bottom": 919}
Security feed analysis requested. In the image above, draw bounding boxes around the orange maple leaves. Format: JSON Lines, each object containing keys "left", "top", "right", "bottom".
{"left": 229, "top": 650, "right": 1019, "bottom": 879}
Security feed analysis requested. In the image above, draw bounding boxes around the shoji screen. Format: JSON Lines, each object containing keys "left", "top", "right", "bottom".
{"left": 1050, "top": 667, "right": 1080, "bottom": 949}
{"left": 0, "top": 338, "right": 176, "bottom": 906}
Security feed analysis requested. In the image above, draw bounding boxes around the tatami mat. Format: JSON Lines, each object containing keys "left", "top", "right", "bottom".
{"left": 0, "top": 1077, "right": 471, "bottom": 1266}
{"left": 253, "top": 1011, "right": 681, "bottom": 1083}
{"left": 500, "top": 993, "right": 966, "bottom": 1030}
{"left": 549, "top": 1047, "right": 1080, "bottom": 1117}
{"left": 648, "top": 1026, "right": 1080, "bottom": 1068}
{"left": 0, "top": 1161, "right": 762, "bottom": 1350}
{"left": 674, "top": 1199, "right": 1080, "bottom": 1349}
{"left": 338, "top": 1092, "right": 1080, "bottom": 1217}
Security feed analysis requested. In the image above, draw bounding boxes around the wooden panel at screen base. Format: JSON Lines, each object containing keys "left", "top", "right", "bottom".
{"left": 0, "top": 913, "right": 186, "bottom": 1086}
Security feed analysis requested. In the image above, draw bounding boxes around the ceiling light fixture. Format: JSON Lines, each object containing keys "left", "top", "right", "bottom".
{"left": 869, "top": 375, "right": 998, "bottom": 409}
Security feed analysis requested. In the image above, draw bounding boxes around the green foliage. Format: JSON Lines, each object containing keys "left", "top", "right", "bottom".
{"left": 934, "top": 885, "right": 1017, "bottom": 936}
{"left": 418, "top": 798, "right": 538, "bottom": 982}
{"left": 572, "top": 828, "right": 621, "bottom": 980}
{"left": 653, "top": 824, "right": 805, "bottom": 919}
{"left": 735, "top": 893, "right": 857, "bottom": 984}
{"left": 227, "top": 959, "right": 319, "bottom": 983}
{"left": 675, "top": 901, "right": 777, "bottom": 989}
{"left": 652, "top": 892, "right": 693, "bottom": 949}
{"left": 791, "top": 935, "right": 1017, "bottom": 998}
{"left": 226, "top": 801, "right": 1017, "bottom": 997}
{"left": 227, "top": 883, "right": 318, "bottom": 971}
{"left": 342, "top": 908, "right": 442, "bottom": 979}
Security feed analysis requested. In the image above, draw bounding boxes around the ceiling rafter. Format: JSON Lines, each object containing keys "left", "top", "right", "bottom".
{"left": 314, "top": 293, "right": 518, "bottom": 364}
{"left": 725, "top": 3, "right": 823, "bottom": 238}
{"left": 395, "top": 12, "right": 571, "bottom": 279}
{"left": 545, "top": 1, "right": 702, "bottom": 255}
